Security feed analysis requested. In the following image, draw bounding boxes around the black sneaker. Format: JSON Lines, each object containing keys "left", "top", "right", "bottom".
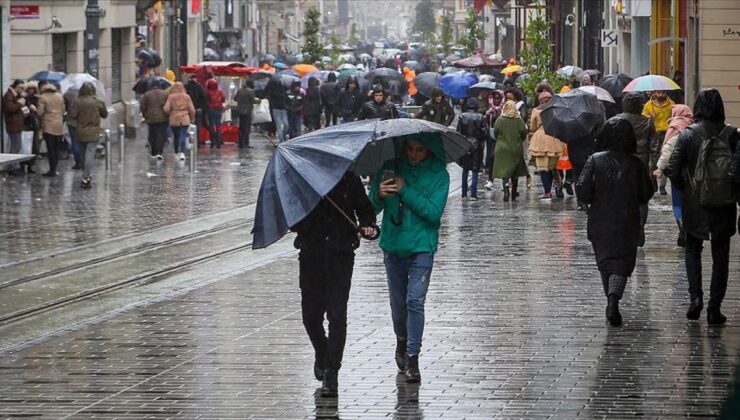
{"left": 320, "top": 369, "right": 338, "bottom": 397}
{"left": 314, "top": 358, "right": 325, "bottom": 381}
{"left": 555, "top": 186, "right": 564, "bottom": 198}
{"left": 564, "top": 182, "right": 574, "bottom": 196}
{"left": 405, "top": 355, "right": 421, "bottom": 383}
{"left": 707, "top": 308, "right": 726, "bottom": 325}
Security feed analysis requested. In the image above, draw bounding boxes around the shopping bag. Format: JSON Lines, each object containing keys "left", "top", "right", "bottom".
{"left": 252, "top": 99, "right": 272, "bottom": 124}
{"left": 223, "top": 107, "right": 232, "bottom": 123}
{"left": 20, "top": 131, "right": 34, "bottom": 155}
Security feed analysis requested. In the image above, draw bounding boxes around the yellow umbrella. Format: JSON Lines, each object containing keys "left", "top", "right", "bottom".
{"left": 293, "top": 64, "right": 319, "bottom": 77}
{"left": 501, "top": 64, "right": 523, "bottom": 74}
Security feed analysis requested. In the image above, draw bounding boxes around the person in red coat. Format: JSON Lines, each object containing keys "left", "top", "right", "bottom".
{"left": 205, "top": 79, "right": 225, "bottom": 148}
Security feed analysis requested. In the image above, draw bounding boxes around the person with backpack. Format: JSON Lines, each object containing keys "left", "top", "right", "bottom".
{"left": 456, "top": 98, "right": 486, "bottom": 200}
{"left": 666, "top": 88, "right": 740, "bottom": 325}
{"left": 320, "top": 72, "right": 340, "bottom": 127}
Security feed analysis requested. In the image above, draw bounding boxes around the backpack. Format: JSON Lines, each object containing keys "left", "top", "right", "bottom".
{"left": 690, "top": 124, "right": 737, "bottom": 207}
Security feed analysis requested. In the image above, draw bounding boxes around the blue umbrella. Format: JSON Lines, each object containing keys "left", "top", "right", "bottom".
{"left": 439, "top": 72, "right": 478, "bottom": 100}
{"left": 30, "top": 71, "right": 66, "bottom": 83}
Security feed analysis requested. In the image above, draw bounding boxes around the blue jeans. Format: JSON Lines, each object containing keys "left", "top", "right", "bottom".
{"left": 672, "top": 185, "right": 683, "bottom": 221}
{"left": 288, "top": 114, "right": 302, "bottom": 139}
{"left": 171, "top": 126, "right": 188, "bottom": 154}
{"left": 68, "top": 126, "right": 80, "bottom": 164}
{"left": 272, "top": 109, "right": 289, "bottom": 143}
{"left": 384, "top": 252, "right": 435, "bottom": 356}
{"left": 462, "top": 169, "right": 479, "bottom": 197}
{"left": 206, "top": 109, "right": 222, "bottom": 145}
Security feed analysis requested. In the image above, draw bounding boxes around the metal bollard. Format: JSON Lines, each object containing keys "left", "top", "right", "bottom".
{"left": 104, "top": 129, "right": 112, "bottom": 170}
{"left": 118, "top": 124, "right": 125, "bottom": 164}
{"left": 188, "top": 124, "right": 197, "bottom": 172}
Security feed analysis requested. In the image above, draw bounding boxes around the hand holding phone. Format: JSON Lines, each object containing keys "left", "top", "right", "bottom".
{"left": 377, "top": 170, "right": 399, "bottom": 200}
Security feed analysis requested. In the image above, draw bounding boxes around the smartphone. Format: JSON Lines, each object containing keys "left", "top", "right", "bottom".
{"left": 381, "top": 170, "right": 396, "bottom": 183}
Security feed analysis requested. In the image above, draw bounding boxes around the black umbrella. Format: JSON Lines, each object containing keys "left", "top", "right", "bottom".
{"left": 136, "top": 48, "right": 162, "bottom": 68}
{"left": 413, "top": 72, "right": 441, "bottom": 97}
{"left": 252, "top": 119, "right": 473, "bottom": 249}
{"left": 386, "top": 79, "right": 409, "bottom": 97}
{"left": 365, "top": 68, "right": 403, "bottom": 84}
{"left": 467, "top": 81, "right": 504, "bottom": 97}
{"left": 132, "top": 76, "right": 172, "bottom": 94}
{"left": 540, "top": 89, "right": 605, "bottom": 140}
{"left": 277, "top": 73, "right": 301, "bottom": 88}
{"left": 597, "top": 73, "right": 633, "bottom": 101}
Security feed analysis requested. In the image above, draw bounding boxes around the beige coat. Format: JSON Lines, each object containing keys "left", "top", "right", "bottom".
{"left": 656, "top": 134, "right": 679, "bottom": 171}
{"left": 37, "top": 84, "right": 66, "bottom": 136}
{"left": 164, "top": 82, "right": 195, "bottom": 127}
{"left": 140, "top": 88, "right": 169, "bottom": 124}
{"left": 528, "top": 107, "right": 564, "bottom": 157}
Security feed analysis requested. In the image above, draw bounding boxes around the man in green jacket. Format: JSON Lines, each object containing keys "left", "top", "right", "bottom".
{"left": 368, "top": 134, "right": 450, "bottom": 383}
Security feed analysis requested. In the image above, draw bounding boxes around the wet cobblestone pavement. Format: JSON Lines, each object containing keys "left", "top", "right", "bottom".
{"left": 2, "top": 154, "right": 740, "bottom": 419}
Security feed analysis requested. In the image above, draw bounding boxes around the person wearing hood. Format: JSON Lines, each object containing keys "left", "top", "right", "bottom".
{"left": 528, "top": 92, "right": 565, "bottom": 199}
{"left": 303, "top": 77, "right": 322, "bottom": 132}
{"left": 185, "top": 75, "right": 208, "bottom": 145}
{"left": 665, "top": 89, "right": 740, "bottom": 325}
{"left": 285, "top": 80, "right": 304, "bottom": 139}
{"left": 337, "top": 76, "right": 364, "bottom": 123}
{"left": 643, "top": 90, "right": 676, "bottom": 195}
{"left": 36, "top": 81, "right": 66, "bottom": 176}
{"left": 320, "top": 72, "right": 340, "bottom": 127}
{"left": 205, "top": 79, "right": 225, "bottom": 148}
{"left": 234, "top": 80, "right": 259, "bottom": 148}
{"left": 357, "top": 85, "right": 398, "bottom": 121}
{"left": 140, "top": 81, "right": 169, "bottom": 158}
{"left": 416, "top": 88, "right": 454, "bottom": 127}
{"left": 69, "top": 82, "right": 107, "bottom": 189}
{"left": 457, "top": 97, "right": 486, "bottom": 199}
{"left": 493, "top": 100, "right": 529, "bottom": 201}
{"left": 580, "top": 74, "right": 593, "bottom": 87}
{"left": 576, "top": 117, "right": 654, "bottom": 326}
{"left": 654, "top": 104, "right": 694, "bottom": 247}
{"left": 368, "top": 134, "right": 450, "bottom": 384}
{"left": 483, "top": 90, "right": 504, "bottom": 191}
{"left": 164, "top": 81, "right": 196, "bottom": 160}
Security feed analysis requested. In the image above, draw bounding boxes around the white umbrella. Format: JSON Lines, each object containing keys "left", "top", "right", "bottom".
{"left": 576, "top": 86, "right": 615, "bottom": 103}
{"left": 60, "top": 73, "right": 108, "bottom": 105}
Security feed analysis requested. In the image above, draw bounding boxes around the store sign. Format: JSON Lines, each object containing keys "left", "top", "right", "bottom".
{"left": 190, "top": 0, "right": 201, "bottom": 16}
{"left": 10, "top": 5, "right": 40, "bottom": 20}
{"left": 601, "top": 30, "right": 618, "bottom": 48}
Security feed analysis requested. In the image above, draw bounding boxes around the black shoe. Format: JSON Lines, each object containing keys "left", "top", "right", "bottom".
{"left": 42, "top": 171, "right": 56, "bottom": 177}
{"left": 405, "top": 355, "right": 421, "bottom": 383}
{"left": 564, "top": 182, "right": 574, "bottom": 196}
{"left": 503, "top": 187, "right": 510, "bottom": 202}
{"left": 676, "top": 221, "right": 686, "bottom": 247}
{"left": 314, "top": 358, "right": 325, "bottom": 381}
{"left": 687, "top": 297, "right": 703, "bottom": 320}
{"left": 707, "top": 308, "right": 727, "bottom": 325}
{"left": 395, "top": 338, "right": 407, "bottom": 372}
{"left": 555, "top": 186, "right": 564, "bottom": 198}
{"left": 659, "top": 187, "right": 668, "bottom": 195}
{"left": 320, "top": 369, "right": 338, "bottom": 397}
{"left": 26, "top": 166, "right": 36, "bottom": 174}
{"left": 638, "top": 229, "right": 646, "bottom": 248}
{"left": 605, "top": 295, "right": 622, "bottom": 326}
{"left": 72, "top": 163, "right": 81, "bottom": 170}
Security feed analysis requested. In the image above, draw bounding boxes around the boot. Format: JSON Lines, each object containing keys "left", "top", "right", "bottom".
{"left": 605, "top": 294, "right": 622, "bottom": 326}
{"left": 707, "top": 308, "right": 727, "bottom": 325}
{"left": 676, "top": 220, "right": 686, "bottom": 248}
{"left": 510, "top": 182, "right": 519, "bottom": 201}
{"left": 405, "top": 355, "right": 421, "bottom": 383}
{"left": 395, "top": 337, "right": 407, "bottom": 372}
{"left": 555, "top": 185, "right": 564, "bottom": 198}
{"left": 314, "top": 353, "right": 325, "bottom": 381}
{"left": 503, "top": 185, "right": 510, "bottom": 202}
{"left": 686, "top": 296, "right": 703, "bottom": 320}
{"left": 320, "top": 369, "right": 338, "bottom": 397}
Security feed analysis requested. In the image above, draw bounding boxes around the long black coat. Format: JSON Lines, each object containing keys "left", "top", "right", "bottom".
{"left": 417, "top": 98, "right": 454, "bottom": 126}
{"left": 576, "top": 118, "right": 654, "bottom": 276}
{"left": 456, "top": 112, "right": 485, "bottom": 171}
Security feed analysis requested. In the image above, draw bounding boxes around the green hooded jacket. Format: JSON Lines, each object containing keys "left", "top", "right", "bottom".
{"left": 368, "top": 133, "right": 450, "bottom": 257}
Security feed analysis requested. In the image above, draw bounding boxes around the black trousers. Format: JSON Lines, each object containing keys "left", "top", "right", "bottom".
{"left": 324, "top": 107, "right": 338, "bottom": 127}
{"left": 147, "top": 122, "right": 168, "bottom": 156}
{"left": 685, "top": 234, "right": 730, "bottom": 310}
{"left": 305, "top": 114, "right": 321, "bottom": 132}
{"left": 299, "top": 250, "right": 354, "bottom": 371}
{"left": 44, "top": 133, "right": 63, "bottom": 173}
{"left": 238, "top": 113, "right": 252, "bottom": 147}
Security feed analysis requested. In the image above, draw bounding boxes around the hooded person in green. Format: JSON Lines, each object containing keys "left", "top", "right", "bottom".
{"left": 368, "top": 134, "right": 450, "bottom": 383}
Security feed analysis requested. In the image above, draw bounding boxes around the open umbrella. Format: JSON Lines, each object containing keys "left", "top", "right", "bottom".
{"left": 557, "top": 65, "right": 583, "bottom": 78}
{"left": 337, "top": 63, "right": 356, "bottom": 71}
{"left": 445, "top": 54, "right": 461, "bottom": 63}
{"left": 275, "top": 69, "right": 299, "bottom": 78}
{"left": 441, "top": 66, "right": 462, "bottom": 74}
{"left": 277, "top": 73, "right": 301, "bottom": 88}
{"left": 453, "top": 54, "right": 505, "bottom": 69}
{"left": 252, "top": 119, "right": 472, "bottom": 249}
{"left": 467, "top": 81, "right": 504, "bottom": 97}
{"left": 386, "top": 79, "right": 409, "bottom": 97}
{"left": 576, "top": 86, "right": 615, "bottom": 103}
{"left": 365, "top": 67, "right": 403, "bottom": 84}
{"left": 439, "top": 72, "right": 478, "bottom": 100}
{"left": 292, "top": 64, "right": 319, "bottom": 77}
{"left": 403, "top": 60, "right": 423, "bottom": 71}
{"left": 301, "top": 71, "right": 323, "bottom": 89}
{"left": 622, "top": 74, "right": 681, "bottom": 92}
{"left": 413, "top": 72, "right": 442, "bottom": 98}
{"left": 60, "top": 73, "right": 108, "bottom": 104}
{"left": 598, "top": 73, "right": 633, "bottom": 100}
{"left": 501, "top": 64, "right": 523, "bottom": 74}
{"left": 540, "top": 89, "right": 605, "bottom": 140}
{"left": 30, "top": 71, "right": 66, "bottom": 84}
{"left": 132, "top": 76, "right": 172, "bottom": 94}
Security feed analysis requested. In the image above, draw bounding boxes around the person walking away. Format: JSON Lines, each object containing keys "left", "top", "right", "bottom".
{"left": 266, "top": 76, "right": 289, "bottom": 142}
{"left": 140, "top": 81, "right": 169, "bottom": 159}
{"left": 369, "top": 135, "right": 450, "bottom": 383}
{"left": 617, "top": 91, "right": 656, "bottom": 246}
{"left": 665, "top": 88, "right": 740, "bottom": 324}
{"left": 20, "top": 81, "right": 41, "bottom": 174}
{"left": 457, "top": 98, "right": 486, "bottom": 199}
{"left": 63, "top": 88, "right": 82, "bottom": 169}
{"left": 303, "top": 77, "right": 322, "bottom": 132}
{"left": 576, "top": 117, "right": 654, "bottom": 326}
{"left": 320, "top": 72, "right": 340, "bottom": 127}
{"left": 69, "top": 82, "right": 107, "bottom": 189}
{"left": 493, "top": 100, "right": 529, "bottom": 202}
{"left": 234, "top": 80, "right": 259, "bottom": 148}
{"left": 643, "top": 90, "right": 675, "bottom": 194}
{"left": 654, "top": 104, "right": 694, "bottom": 247}
{"left": 291, "top": 172, "right": 377, "bottom": 398}
{"left": 416, "top": 88, "right": 454, "bottom": 126}
{"left": 337, "top": 76, "right": 364, "bottom": 123}
{"left": 2, "top": 80, "right": 28, "bottom": 176}
{"left": 483, "top": 90, "right": 504, "bottom": 191}
{"left": 285, "top": 80, "right": 304, "bottom": 139}
{"left": 528, "top": 92, "right": 565, "bottom": 199}
{"left": 36, "top": 81, "right": 65, "bottom": 176}
{"left": 357, "top": 85, "right": 398, "bottom": 121}
{"left": 204, "top": 79, "right": 225, "bottom": 148}
{"left": 185, "top": 75, "right": 207, "bottom": 146}
{"left": 164, "top": 81, "right": 195, "bottom": 161}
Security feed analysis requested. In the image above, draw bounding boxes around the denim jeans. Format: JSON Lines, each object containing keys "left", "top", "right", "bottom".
{"left": 7, "top": 132, "right": 21, "bottom": 170}
{"left": 68, "top": 126, "right": 80, "bottom": 164}
{"left": 206, "top": 109, "right": 222, "bottom": 145}
{"left": 288, "top": 114, "right": 302, "bottom": 139}
{"left": 671, "top": 185, "right": 683, "bottom": 221}
{"left": 462, "top": 169, "right": 479, "bottom": 197}
{"left": 79, "top": 142, "right": 97, "bottom": 179}
{"left": 384, "top": 252, "right": 435, "bottom": 356}
{"left": 272, "top": 109, "right": 289, "bottom": 143}
{"left": 171, "top": 126, "right": 188, "bottom": 154}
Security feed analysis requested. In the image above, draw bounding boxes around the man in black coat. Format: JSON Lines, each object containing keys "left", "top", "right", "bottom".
{"left": 337, "top": 76, "right": 364, "bottom": 123}
{"left": 357, "top": 85, "right": 398, "bottom": 121}
{"left": 234, "top": 80, "right": 259, "bottom": 148}
{"left": 665, "top": 88, "right": 740, "bottom": 325}
{"left": 291, "top": 172, "right": 377, "bottom": 397}
{"left": 576, "top": 117, "right": 654, "bottom": 326}
{"left": 416, "top": 87, "right": 454, "bottom": 127}
{"left": 185, "top": 75, "right": 207, "bottom": 144}
{"left": 320, "top": 72, "right": 340, "bottom": 127}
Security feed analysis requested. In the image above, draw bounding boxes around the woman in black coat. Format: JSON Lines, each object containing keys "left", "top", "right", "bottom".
{"left": 576, "top": 117, "right": 654, "bottom": 326}
{"left": 304, "top": 77, "right": 322, "bottom": 132}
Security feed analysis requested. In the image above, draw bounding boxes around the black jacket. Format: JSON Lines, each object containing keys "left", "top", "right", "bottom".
{"left": 304, "top": 79, "right": 322, "bottom": 116}
{"left": 337, "top": 76, "right": 365, "bottom": 121}
{"left": 417, "top": 98, "right": 455, "bottom": 126}
{"left": 185, "top": 80, "right": 207, "bottom": 110}
{"left": 456, "top": 112, "right": 485, "bottom": 171}
{"left": 617, "top": 92, "right": 655, "bottom": 169}
{"left": 357, "top": 99, "right": 398, "bottom": 121}
{"left": 266, "top": 78, "right": 286, "bottom": 110}
{"left": 292, "top": 173, "right": 377, "bottom": 253}
{"left": 576, "top": 118, "right": 654, "bottom": 276}
{"left": 320, "top": 81, "right": 340, "bottom": 111}
{"left": 285, "top": 88, "right": 304, "bottom": 116}
{"left": 234, "top": 86, "right": 257, "bottom": 116}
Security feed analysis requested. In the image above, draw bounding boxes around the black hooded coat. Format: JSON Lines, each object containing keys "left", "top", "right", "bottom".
{"left": 576, "top": 117, "right": 654, "bottom": 276}
{"left": 337, "top": 76, "right": 365, "bottom": 121}
{"left": 616, "top": 91, "right": 655, "bottom": 169}
{"left": 666, "top": 88, "right": 740, "bottom": 240}
{"left": 304, "top": 77, "right": 322, "bottom": 117}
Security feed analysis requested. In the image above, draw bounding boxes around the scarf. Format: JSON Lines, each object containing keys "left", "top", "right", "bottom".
{"left": 502, "top": 100, "right": 519, "bottom": 119}
{"left": 664, "top": 104, "right": 694, "bottom": 141}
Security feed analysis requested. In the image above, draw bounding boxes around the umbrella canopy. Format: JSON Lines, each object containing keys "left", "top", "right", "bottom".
{"left": 557, "top": 65, "right": 584, "bottom": 77}
{"left": 301, "top": 71, "right": 323, "bottom": 89}
{"left": 439, "top": 72, "right": 478, "bottom": 100}
{"left": 337, "top": 63, "right": 356, "bottom": 71}
{"left": 386, "top": 79, "right": 409, "bottom": 97}
{"left": 132, "top": 76, "right": 172, "bottom": 94}
{"left": 467, "top": 81, "right": 504, "bottom": 97}
{"left": 441, "top": 66, "right": 462, "bottom": 74}
{"left": 501, "top": 64, "right": 523, "bottom": 74}
{"left": 403, "top": 60, "right": 423, "bottom": 71}
{"left": 365, "top": 67, "right": 403, "bottom": 84}
{"left": 274, "top": 62, "right": 287, "bottom": 69}
{"left": 413, "top": 72, "right": 442, "bottom": 98}
{"left": 359, "top": 53, "right": 372, "bottom": 60}
{"left": 576, "top": 86, "right": 615, "bottom": 103}
{"left": 582, "top": 69, "right": 601, "bottom": 77}
{"left": 277, "top": 73, "right": 301, "bottom": 88}
{"left": 453, "top": 54, "right": 505, "bottom": 68}
{"left": 292, "top": 64, "right": 319, "bottom": 77}
{"left": 540, "top": 89, "right": 605, "bottom": 140}
{"left": 445, "top": 54, "right": 462, "bottom": 63}
{"left": 597, "top": 73, "right": 633, "bottom": 100}
{"left": 30, "top": 71, "right": 66, "bottom": 83}
{"left": 275, "top": 69, "right": 299, "bottom": 78}
{"left": 136, "top": 48, "right": 162, "bottom": 68}
{"left": 252, "top": 119, "right": 472, "bottom": 249}
{"left": 622, "top": 74, "right": 681, "bottom": 92}
{"left": 340, "top": 54, "right": 357, "bottom": 64}
{"left": 60, "top": 73, "right": 108, "bottom": 104}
